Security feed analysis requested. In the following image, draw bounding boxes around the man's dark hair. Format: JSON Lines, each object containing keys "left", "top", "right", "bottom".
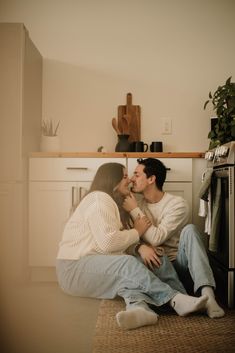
{"left": 137, "top": 158, "right": 167, "bottom": 191}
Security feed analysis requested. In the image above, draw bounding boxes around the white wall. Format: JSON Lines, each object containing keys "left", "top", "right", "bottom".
{"left": 1, "top": 0, "right": 235, "bottom": 152}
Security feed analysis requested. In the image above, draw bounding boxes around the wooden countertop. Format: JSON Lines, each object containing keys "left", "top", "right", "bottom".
{"left": 29, "top": 152, "right": 205, "bottom": 158}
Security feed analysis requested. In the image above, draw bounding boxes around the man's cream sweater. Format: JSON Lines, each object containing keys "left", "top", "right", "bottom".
{"left": 130, "top": 193, "right": 189, "bottom": 261}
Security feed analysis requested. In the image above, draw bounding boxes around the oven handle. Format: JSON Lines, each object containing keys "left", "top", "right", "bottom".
{"left": 213, "top": 167, "right": 230, "bottom": 178}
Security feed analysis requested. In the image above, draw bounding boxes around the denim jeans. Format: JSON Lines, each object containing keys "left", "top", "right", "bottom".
{"left": 173, "top": 224, "right": 216, "bottom": 294}
{"left": 56, "top": 253, "right": 186, "bottom": 311}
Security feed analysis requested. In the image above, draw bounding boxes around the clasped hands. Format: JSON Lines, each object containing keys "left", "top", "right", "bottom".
{"left": 137, "top": 244, "right": 162, "bottom": 270}
{"left": 123, "top": 193, "right": 162, "bottom": 270}
{"left": 123, "top": 193, "right": 151, "bottom": 234}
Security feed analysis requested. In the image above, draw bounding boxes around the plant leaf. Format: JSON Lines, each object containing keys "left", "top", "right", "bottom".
{"left": 226, "top": 76, "right": 232, "bottom": 85}
{"left": 203, "top": 100, "right": 209, "bottom": 110}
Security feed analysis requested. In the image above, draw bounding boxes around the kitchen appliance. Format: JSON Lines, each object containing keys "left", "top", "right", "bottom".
{"left": 205, "top": 141, "right": 235, "bottom": 308}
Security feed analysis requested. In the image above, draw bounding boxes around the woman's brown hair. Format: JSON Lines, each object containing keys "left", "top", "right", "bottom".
{"left": 88, "top": 162, "right": 131, "bottom": 228}
{"left": 88, "top": 163, "right": 125, "bottom": 198}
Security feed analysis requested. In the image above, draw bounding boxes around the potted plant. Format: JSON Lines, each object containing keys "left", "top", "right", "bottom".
{"left": 40, "top": 119, "right": 60, "bottom": 152}
{"left": 204, "top": 76, "right": 235, "bottom": 149}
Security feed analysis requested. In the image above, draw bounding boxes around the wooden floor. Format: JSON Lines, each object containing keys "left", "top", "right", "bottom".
{"left": 1, "top": 282, "right": 100, "bottom": 353}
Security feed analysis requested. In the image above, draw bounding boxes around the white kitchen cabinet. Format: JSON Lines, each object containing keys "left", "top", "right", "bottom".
{"left": 29, "top": 181, "right": 90, "bottom": 266}
{"left": 0, "top": 182, "right": 28, "bottom": 282}
{"left": 29, "top": 158, "right": 126, "bottom": 269}
{"left": 0, "top": 24, "right": 42, "bottom": 283}
{"left": 0, "top": 23, "right": 42, "bottom": 181}
{"left": 127, "top": 158, "right": 193, "bottom": 221}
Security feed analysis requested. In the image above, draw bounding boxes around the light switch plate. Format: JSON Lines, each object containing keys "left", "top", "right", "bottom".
{"left": 161, "top": 118, "right": 172, "bottom": 134}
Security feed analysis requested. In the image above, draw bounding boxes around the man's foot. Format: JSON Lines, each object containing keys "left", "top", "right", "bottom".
{"left": 116, "top": 307, "right": 158, "bottom": 330}
{"left": 201, "top": 286, "right": 225, "bottom": 318}
{"left": 205, "top": 297, "right": 225, "bottom": 318}
{"left": 170, "top": 293, "right": 208, "bottom": 316}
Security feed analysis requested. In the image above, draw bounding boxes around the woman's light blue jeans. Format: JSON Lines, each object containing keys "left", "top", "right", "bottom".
{"left": 173, "top": 224, "right": 216, "bottom": 294}
{"left": 56, "top": 253, "right": 186, "bottom": 311}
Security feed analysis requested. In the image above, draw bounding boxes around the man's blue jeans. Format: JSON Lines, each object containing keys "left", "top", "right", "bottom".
{"left": 173, "top": 224, "right": 216, "bottom": 294}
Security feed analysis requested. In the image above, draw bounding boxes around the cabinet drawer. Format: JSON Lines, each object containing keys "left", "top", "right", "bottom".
{"left": 127, "top": 158, "right": 192, "bottom": 182}
{"left": 29, "top": 158, "right": 126, "bottom": 181}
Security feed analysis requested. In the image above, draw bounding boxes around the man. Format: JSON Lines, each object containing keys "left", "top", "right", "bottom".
{"left": 123, "top": 158, "right": 224, "bottom": 319}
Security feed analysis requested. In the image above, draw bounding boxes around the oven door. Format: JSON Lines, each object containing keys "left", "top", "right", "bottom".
{"left": 209, "top": 166, "right": 235, "bottom": 269}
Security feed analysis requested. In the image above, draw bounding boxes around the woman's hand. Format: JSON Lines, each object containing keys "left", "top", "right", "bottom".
{"left": 122, "top": 192, "right": 138, "bottom": 212}
{"left": 137, "top": 244, "right": 162, "bottom": 270}
{"left": 134, "top": 215, "right": 151, "bottom": 236}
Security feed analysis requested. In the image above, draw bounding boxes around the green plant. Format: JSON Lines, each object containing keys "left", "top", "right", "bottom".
{"left": 41, "top": 119, "right": 60, "bottom": 136}
{"left": 204, "top": 76, "right": 235, "bottom": 149}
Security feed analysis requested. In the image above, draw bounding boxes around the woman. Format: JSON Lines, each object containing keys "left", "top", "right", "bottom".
{"left": 56, "top": 163, "right": 208, "bottom": 330}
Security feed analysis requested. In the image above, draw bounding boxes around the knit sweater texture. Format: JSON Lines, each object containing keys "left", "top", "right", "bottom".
{"left": 57, "top": 191, "right": 139, "bottom": 260}
{"left": 130, "top": 192, "right": 189, "bottom": 261}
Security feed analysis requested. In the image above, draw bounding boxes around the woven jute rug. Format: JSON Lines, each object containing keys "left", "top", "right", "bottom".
{"left": 92, "top": 298, "right": 235, "bottom": 353}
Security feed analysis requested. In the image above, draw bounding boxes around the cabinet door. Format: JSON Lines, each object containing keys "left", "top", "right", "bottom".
{"left": 0, "top": 183, "right": 15, "bottom": 279}
{"left": 0, "top": 24, "right": 42, "bottom": 181}
{"left": 0, "top": 182, "right": 27, "bottom": 281}
{"left": 29, "top": 181, "right": 90, "bottom": 267}
{"left": 164, "top": 182, "right": 192, "bottom": 222}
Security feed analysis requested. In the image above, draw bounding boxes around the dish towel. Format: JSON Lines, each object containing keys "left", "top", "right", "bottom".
{"left": 198, "top": 191, "right": 212, "bottom": 235}
{"left": 204, "top": 190, "right": 211, "bottom": 235}
{"left": 198, "top": 168, "right": 213, "bottom": 201}
{"left": 198, "top": 168, "right": 213, "bottom": 234}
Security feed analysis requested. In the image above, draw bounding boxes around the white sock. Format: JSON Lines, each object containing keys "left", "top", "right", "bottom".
{"left": 170, "top": 293, "right": 208, "bottom": 316}
{"left": 201, "top": 286, "right": 225, "bottom": 319}
{"left": 116, "top": 307, "right": 158, "bottom": 330}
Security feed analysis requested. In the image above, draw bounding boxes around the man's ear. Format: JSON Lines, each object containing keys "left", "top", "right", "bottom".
{"left": 148, "top": 175, "right": 156, "bottom": 185}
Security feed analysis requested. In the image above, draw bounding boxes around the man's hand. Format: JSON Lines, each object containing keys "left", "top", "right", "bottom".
{"left": 137, "top": 244, "right": 162, "bottom": 270}
{"left": 133, "top": 215, "right": 152, "bottom": 236}
{"left": 123, "top": 192, "right": 138, "bottom": 212}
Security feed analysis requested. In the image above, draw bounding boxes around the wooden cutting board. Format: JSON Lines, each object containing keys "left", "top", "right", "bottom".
{"left": 117, "top": 93, "right": 141, "bottom": 142}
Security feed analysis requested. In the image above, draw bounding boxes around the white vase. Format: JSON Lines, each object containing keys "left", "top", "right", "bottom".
{"left": 40, "top": 135, "right": 60, "bottom": 152}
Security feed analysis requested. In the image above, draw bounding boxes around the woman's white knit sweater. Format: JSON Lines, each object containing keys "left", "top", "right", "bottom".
{"left": 57, "top": 191, "right": 140, "bottom": 260}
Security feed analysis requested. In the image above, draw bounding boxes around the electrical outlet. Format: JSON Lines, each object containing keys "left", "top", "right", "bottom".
{"left": 161, "top": 118, "right": 172, "bottom": 134}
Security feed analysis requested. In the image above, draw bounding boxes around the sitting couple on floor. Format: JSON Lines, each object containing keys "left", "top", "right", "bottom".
{"left": 56, "top": 158, "right": 224, "bottom": 330}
